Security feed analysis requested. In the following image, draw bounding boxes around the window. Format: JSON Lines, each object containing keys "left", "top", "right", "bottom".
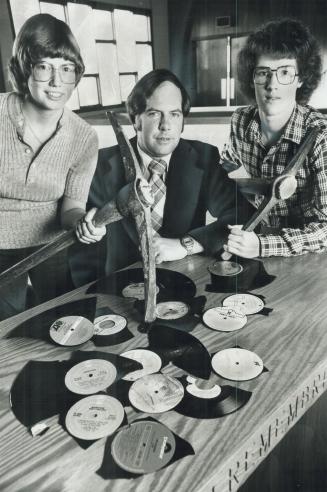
{"left": 9, "top": 0, "right": 153, "bottom": 111}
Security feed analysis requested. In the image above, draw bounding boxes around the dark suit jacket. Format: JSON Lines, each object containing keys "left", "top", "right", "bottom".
{"left": 69, "top": 137, "right": 251, "bottom": 286}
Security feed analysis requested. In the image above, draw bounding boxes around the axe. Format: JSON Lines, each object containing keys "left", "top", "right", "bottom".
{"left": 222, "top": 126, "right": 319, "bottom": 260}
{"left": 0, "top": 112, "right": 157, "bottom": 323}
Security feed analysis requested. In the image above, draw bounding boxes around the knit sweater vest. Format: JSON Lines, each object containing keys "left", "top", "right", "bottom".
{"left": 0, "top": 92, "right": 98, "bottom": 248}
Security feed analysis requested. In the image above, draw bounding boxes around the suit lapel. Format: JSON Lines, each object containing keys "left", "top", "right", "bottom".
{"left": 162, "top": 139, "right": 204, "bottom": 236}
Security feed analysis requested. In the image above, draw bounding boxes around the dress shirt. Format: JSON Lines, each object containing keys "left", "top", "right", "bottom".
{"left": 137, "top": 144, "right": 172, "bottom": 226}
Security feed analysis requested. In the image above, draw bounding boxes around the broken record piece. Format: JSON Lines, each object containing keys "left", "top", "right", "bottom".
{"left": 120, "top": 348, "right": 162, "bottom": 381}
{"left": 136, "top": 295, "right": 206, "bottom": 333}
{"left": 206, "top": 257, "right": 275, "bottom": 293}
{"left": 6, "top": 297, "right": 97, "bottom": 343}
{"left": 97, "top": 417, "right": 194, "bottom": 479}
{"left": 93, "top": 306, "right": 133, "bottom": 346}
{"left": 175, "top": 375, "right": 252, "bottom": 418}
{"left": 87, "top": 267, "right": 196, "bottom": 301}
{"left": 128, "top": 373, "right": 185, "bottom": 413}
{"left": 10, "top": 351, "right": 142, "bottom": 429}
{"left": 148, "top": 324, "right": 211, "bottom": 380}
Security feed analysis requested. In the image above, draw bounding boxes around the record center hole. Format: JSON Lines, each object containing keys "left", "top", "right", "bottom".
{"left": 235, "top": 362, "right": 239, "bottom": 365}
{"left": 89, "top": 373, "right": 93, "bottom": 377}
{"left": 154, "top": 390, "right": 159, "bottom": 393}
{"left": 93, "top": 413, "right": 98, "bottom": 418}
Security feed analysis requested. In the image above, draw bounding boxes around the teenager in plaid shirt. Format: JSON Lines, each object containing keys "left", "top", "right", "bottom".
{"left": 224, "top": 18, "right": 327, "bottom": 258}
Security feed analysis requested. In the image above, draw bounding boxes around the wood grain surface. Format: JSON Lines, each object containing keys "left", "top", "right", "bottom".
{"left": 1, "top": 253, "right": 327, "bottom": 492}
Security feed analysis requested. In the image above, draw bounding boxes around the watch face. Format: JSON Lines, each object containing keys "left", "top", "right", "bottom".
{"left": 182, "top": 236, "right": 194, "bottom": 254}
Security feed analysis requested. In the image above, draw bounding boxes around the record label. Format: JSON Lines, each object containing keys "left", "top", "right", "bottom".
{"left": 49, "top": 316, "right": 94, "bottom": 346}
{"left": 222, "top": 293, "right": 264, "bottom": 315}
{"left": 156, "top": 301, "right": 189, "bottom": 320}
{"left": 111, "top": 420, "right": 176, "bottom": 474}
{"left": 121, "top": 349, "right": 162, "bottom": 381}
{"left": 94, "top": 314, "right": 127, "bottom": 336}
{"left": 122, "top": 283, "right": 159, "bottom": 300}
{"left": 203, "top": 306, "right": 247, "bottom": 332}
{"left": 65, "top": 394, "right": 124, "bottom": 440}
{"left": 129, "top": 374, "right": 184, "bottom": 413}
{"left": 208, "top": 260, "right": 243, "bottom": 277}
{"left": 186, "top": 376, "right": 221, "bottom": 399}
{"left": 212, "top": 348, "right": 264, "bottom": 381}
{"left": 65, "top": 359, "right": 117, "bottom": 395}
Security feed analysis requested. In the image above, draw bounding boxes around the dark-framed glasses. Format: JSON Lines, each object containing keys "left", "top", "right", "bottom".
{"left": 253, "top": 65, "right": 298, "bottom": 85}
{"left": 32, "top": 62, "right": 76, "bottom": 84}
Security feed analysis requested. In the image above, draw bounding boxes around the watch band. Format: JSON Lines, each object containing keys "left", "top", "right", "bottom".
{"left": 180, "top": 235, "right": 194, "bottom": 255}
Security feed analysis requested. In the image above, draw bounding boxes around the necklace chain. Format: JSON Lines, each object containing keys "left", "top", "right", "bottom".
{"left": 22, "top": 109, "right": 43, "bottom": 145}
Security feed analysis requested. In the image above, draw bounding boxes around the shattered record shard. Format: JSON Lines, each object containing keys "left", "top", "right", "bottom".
{"left": 87, "top": 267, "right": 196, "bottom": 301}
{"left": 148, "top": 324, "right": 212, "bottom": 379}
{"left": 175, "top": 376, "right": 252, "bottom": 418}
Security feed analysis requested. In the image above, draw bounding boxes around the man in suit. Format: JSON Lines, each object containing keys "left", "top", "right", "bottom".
{"left": 70, "top": 69, "right": 249, "bottom": 286}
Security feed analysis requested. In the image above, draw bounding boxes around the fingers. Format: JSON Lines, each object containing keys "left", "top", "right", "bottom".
{"left": 75, "top": 208, "right": 106, "bottom": 244}
{"left": 223, "top": 229, "right": 260, "bottom": 259}
{"left": 227, "top": 224, "right": 244, "bottom": 235}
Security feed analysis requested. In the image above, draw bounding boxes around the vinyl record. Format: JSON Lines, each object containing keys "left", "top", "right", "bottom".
{"left": 94, "top": 314, "right": 127, "bottom": 336}
{"left": 65, "top": 394, "right": 124, "bottom": 440}
{"left": 49, "top": 316, "right": 94, "bottom": 346}
{"left": 208, "top": 260, "right": 243, "bottom": 277}
{"left": 111, "top": 420, "right": 176, "bottom": 474}
{"left": 156, "top": 301, "right": 190, "bottom": 320}
{"left": 206, "top": 257, "right": 275, "bottom": 293}
{"left": 87, "top": 267, "right": 196, "bottom": 301}
{"left": 203, "top": 306, "right": 247, "bottom": 332}
{"left": 176, "top": 376, "right": 252, "bottom": 418}
{"left": 122, "top": 283, "right": 159, "bottom": 300}
{"left": 121, "top": 349, "right": 162, "bottom": 381}
{"left": 211, "top": 348, "right": 264, "bottom": 381}
{"left": 128, "top": 374, "right": 184, "bottom": 413}
{"left": 185, "top": 376, "right": 222, "bottom": 399}
{"left": 64, "top": 359, "right": 117, "bottom": 395}
{"left": 222, "top": 293, "right": 265, "bottom": 315}
{"left": 7, "top": 297, "right": 97, "bottom": 343}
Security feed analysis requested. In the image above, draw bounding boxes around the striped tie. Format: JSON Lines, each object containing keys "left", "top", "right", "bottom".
{"left": 148, "top": 159, "right": 167, "bottom": 231}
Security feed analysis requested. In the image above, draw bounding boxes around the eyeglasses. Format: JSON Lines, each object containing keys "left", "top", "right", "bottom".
{"left": 253, "top": 65, "right": 298, "bottom": 85}
{"left": 32, "top": 62, "right": 76, "bottom": 84}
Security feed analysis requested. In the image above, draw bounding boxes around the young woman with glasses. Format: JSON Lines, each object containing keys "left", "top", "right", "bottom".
{"left": 222, "top": 18, "right": 327, "bottom": 259}
{"left": 0, "top": 13, "right": 106, "bottom": 320}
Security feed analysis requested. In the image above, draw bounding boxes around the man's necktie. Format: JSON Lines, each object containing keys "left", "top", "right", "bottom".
{"left": 148, "top": 159, "right": 167, "bottom": 231}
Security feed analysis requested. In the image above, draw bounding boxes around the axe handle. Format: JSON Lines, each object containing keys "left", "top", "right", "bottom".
{"left": 0, "top": 200, "right": 123, "bottom": 288}
{"left": 221, "top": 195, "right": 278, "bottom": 261}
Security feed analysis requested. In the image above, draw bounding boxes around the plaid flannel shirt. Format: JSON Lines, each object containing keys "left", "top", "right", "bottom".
{"left": 227, "top": 104, "right": 327, "bottom": 257}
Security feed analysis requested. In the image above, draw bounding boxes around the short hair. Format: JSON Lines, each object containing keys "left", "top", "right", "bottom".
{"left": 9, "top": 13, "right": 84, "bottom": 95}
{"left": 238, "top": 18, "right": 322, "bottom": 104}
{"left": 126, "top": 69, "right": 191, "bottom": 124}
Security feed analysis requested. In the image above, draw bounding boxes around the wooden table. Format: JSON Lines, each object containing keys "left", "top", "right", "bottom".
{"left": 1, "top": 253, "right": 327, "bottom": 492}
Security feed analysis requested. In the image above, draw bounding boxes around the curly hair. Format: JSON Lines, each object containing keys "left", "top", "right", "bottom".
{"left": 126, "top": 69, "right": 191, "bottom": 124}
{"left": 9, "top": 13, "right": 84, "bottom": 95}
{"left": 238, "top": 18, "right": 322, "bottom": 104}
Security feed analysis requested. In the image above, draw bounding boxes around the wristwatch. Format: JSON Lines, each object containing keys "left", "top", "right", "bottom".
{"left": 180, "top": 235, "right": 194, "bottom": 255}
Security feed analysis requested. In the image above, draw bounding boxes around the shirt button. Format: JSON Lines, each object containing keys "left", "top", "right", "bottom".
{"left": 25, "top": 148, "right": 31, "bottom": 154}
{"left": 18, "top": 120, "right": 23, "bottom": 127}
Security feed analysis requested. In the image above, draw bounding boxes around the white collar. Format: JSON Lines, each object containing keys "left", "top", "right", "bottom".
{"left": 137, "top": 143, "right": 172, "bottom": 170}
